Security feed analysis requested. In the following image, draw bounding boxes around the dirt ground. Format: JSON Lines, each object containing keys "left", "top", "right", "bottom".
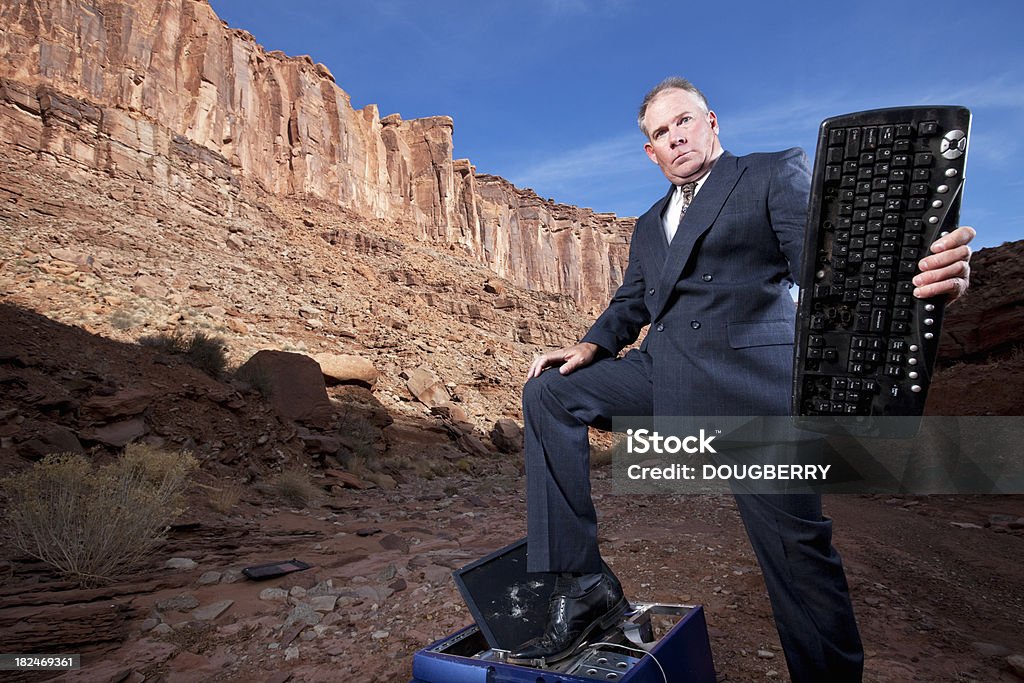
{"left": 3, "top": 462, "right": 1022, "bottom": 683}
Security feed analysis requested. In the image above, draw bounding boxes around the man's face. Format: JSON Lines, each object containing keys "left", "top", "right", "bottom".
{"left": 642, "top": 88, "right": 722, "bottom": 185}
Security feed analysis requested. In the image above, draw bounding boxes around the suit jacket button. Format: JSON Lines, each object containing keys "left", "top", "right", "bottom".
{"left": 656, "top": 324, "right": 665, "bottom": 332}
{"left": 690, "top": 320, "right": 701, "bottom": 329}
{"left": 702, "top": 273, "right": 713, "bottom": 282}
{"left": 649, "top": 288, "right": 656, "bottom": 295}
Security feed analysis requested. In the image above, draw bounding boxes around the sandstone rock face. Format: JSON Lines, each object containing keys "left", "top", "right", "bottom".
{"left": 938, "top": 240, "right": 1024, "bottom": 362}
{"left": 0, "top": 0, "right": 634, "bottom": 314}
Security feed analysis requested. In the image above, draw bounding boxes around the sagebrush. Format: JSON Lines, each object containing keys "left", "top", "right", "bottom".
{"left": 139, "top": 329, "right": 228, "bottom": 377}
{"left": 273, "top": 468, "right": 320, "bottom": 508}
{"left": 1, "top": 444, "right": 197, "bottom": 586}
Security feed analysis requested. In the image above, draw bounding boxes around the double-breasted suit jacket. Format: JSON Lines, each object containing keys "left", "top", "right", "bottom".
{"left": 580, "top": 148, "right": 810, "bottom": 417}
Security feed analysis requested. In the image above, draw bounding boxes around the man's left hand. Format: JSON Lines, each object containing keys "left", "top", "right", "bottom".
{"left": 913, "top": 225, "right": 976, "bottom": 302}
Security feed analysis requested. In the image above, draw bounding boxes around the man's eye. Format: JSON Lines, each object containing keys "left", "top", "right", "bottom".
{"left": 681, "top": 116, "right": 692, "bottom": 124}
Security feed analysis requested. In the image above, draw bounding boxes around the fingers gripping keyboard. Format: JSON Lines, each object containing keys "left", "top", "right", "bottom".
{"left": 793, "top": 106, "right": 971, "bottom": 435}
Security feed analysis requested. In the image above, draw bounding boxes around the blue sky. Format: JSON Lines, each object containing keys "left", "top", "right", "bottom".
{"left": 209, "top": 0, "right": 1023, "bottom": 250}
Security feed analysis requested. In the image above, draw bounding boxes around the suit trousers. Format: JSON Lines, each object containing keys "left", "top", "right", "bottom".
{"left": 523, "top": 349, "right": 864, "bottom": 682}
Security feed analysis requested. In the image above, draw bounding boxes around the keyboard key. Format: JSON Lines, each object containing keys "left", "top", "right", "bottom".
{"left": 863, "top": 127, "right": 878, "bottom": 149}
{"left": 846, "top": 127, "right": 862, "bottom": 158}
{"left": 871, "top": 309, "right": 888, "bottom": 332}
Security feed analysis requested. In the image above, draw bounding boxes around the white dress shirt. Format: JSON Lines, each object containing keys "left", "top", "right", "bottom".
{"left": 662, "top": 173, "right": 711, "bottom": 243}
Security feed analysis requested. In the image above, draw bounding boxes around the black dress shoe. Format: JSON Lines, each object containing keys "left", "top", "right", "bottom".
{"left": 509, "top": 570, "right": 628, "bottom": 665}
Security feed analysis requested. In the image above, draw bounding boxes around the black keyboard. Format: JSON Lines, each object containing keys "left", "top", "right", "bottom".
{"left": 792, "top": 106, "right": 971, "bottom": 436}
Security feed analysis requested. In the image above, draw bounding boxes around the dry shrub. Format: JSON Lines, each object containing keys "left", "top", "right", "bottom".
{"left": 206, "top": 484, "right": 243, "bottom": 514}
{"left": 139, "top": 329, "right": 228, "bottom": 377}
{"left": 109, "top": 307, "right": 139, "bottom": 331}
{"left": 273, "top": 468, "right": 320, "bottom": 508}
{"left": 0, "top": 444, "right": 197, "bottom": 586}
{"left": 139, "top": 329, "right": 190, "bottom": 354}
{"left": 185, "top": 331, "right": 229, "bottom": 377}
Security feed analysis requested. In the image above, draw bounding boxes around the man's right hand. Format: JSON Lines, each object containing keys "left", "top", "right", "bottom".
{"left": 527, "top": 342, "right": 600, "bottom": 379}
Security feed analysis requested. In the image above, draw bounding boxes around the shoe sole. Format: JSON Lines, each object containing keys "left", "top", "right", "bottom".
{"left": 531, "top": 596, "right": 630, "bottom": 666}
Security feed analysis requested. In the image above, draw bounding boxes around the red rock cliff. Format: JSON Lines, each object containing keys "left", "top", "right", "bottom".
{"left": 0, "top": 0, "right": 632, "bottom": 315}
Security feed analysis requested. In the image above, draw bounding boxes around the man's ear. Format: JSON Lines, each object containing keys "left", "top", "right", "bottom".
{"left": 644, "top": 141, "right": 658, "bottom": 164}
{"left": 708, "top": 110, "right": 720, "bottom": 135}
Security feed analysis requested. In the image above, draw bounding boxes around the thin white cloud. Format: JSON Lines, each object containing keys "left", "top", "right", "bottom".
{"left": 540, "top": 0, "right": 628, "bottom": 16}
{"left": 721, "top": 92, "right": 850, "bottom": 144}
{"left": 914, "top": 73, "right": 1024, "bottom": 110}
{"left": 962, "top": 130, "right": 1018, "bottom": 166}
{"left": 508, "top": 131, "right": 648, "bottom": 190}
{"left": 547, "top": 0, "right": 590, "bottom": 14}
{"left": 367, "top": 2, "right": 447, "bottom": 52}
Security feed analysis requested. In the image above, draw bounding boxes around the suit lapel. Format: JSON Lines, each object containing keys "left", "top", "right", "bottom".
{"left": 635, "top": 184, "right": 675, "bottom": 277}
{"left": 651, "top": 151, "right": 745, "bottom": 321}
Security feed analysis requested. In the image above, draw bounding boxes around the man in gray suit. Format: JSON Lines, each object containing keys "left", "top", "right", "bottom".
{"left": 512, "top": 77, "right": 975, "bottom": 681}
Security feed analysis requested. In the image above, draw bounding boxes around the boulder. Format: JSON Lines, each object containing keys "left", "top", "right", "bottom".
{"left": 83, "top": 387, "right": 156, "bottom": 419}
{"left": 490, "top": 419, "right": 524, "bottom": 454}
{"left": 236, "top": 351, "right": 334, "bottom": 428}
{"left": 406, "top": 366, "right": 450, "bottom": 408}
{"left": 84, "top": 418, "right": 147, "bottom": 447}
{"left": 16, "top": 423, "right": 84, "bottom": 460}
{"left": 313, "top": 353, "right": 379, "bottom": 388}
